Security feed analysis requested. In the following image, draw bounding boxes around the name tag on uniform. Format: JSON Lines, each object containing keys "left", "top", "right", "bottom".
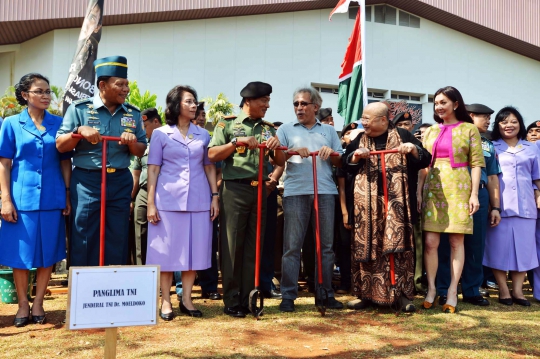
{"left": 121, "top": 117, "right": 136, "bottom": 128}
{"left": 88, "top": 120, "right": 101, "bottom": 126}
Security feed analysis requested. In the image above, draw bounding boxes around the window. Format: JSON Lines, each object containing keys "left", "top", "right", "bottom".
{"left": 411, "top": 96, "right": 421, "bottom": 101}
{"left": 399, "top": 10, "right": 420, "bottom": 28}
{"left": 391, "top": 93, "right": 422, "bottom": 102}
{"left": 374, "top": 5, "right": 396, "bottom": 25}
{"left": 428, "top": 96, "right": 434, "bottom": 103}
{"left": 368, "top": 91, "right": 385, "bottom": 98}
{"left": 365, "top": 6, "right": 372, "bottom": 22}
{"left": 320, "top": 88, "right": 334, "bottom": 94}
{"left": 391, "top": 94, "right": 398, "bottom": 99}
{"left": 349, "top": 7, "right": 358, "bottom": 20}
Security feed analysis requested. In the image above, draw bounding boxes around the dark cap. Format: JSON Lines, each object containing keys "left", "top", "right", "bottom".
{"left": 465, "top": 103, "right": 494, "bottom": 115}
{"left": 197, "top": 102, "right": 205, "bottom": 111}
{"left": 526, "top": 121, "right": 540, "bottom": 132}
{"left": 141, "top": 108, "right": 160, "bottom": 122}
{"left": 239, "top": 81, "right": 272, "bottom": 107}
{"left": 94, "top": 56, "right": 128, "bottom": 79}
{"left": 318, "top": 108, "right": 332, "bottom": 121}
{"left": 342, "top": 122, "right": 358, "bottom": 134}
{"left": 273, "top": 121, "right": 283, "bottom": 127}
{"left": 392, "top": 112, "right": 412, "bottom": 125}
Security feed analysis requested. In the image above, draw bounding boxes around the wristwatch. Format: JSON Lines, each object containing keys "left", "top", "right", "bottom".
{"left": 72, "top": 126, "right": 79, "bottom": 134}
{"left": 231, "top": 137, "right": 238, "bottom": 146}
{"left": 492, "top": 207, "right": 502, "bottom": 213}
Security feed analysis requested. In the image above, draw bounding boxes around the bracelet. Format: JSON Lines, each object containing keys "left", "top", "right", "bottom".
{"left": 211, "top": 193, "right": 219, "bottom": 197}
{"left": 491, "top": 207, "right": 501, "bottom": 213}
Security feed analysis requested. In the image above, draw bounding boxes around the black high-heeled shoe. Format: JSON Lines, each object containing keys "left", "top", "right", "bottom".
{"left": 180, "top": 301, "right": 203, "bottom": 318}
{"left": 31, "top": 305, "right": 46, "bottom": 325}
{"left": 159, "top": 305, "right": 175, "bottom": 321}
{"left": 14, "top": 305, "right": 30, "bottom": 327}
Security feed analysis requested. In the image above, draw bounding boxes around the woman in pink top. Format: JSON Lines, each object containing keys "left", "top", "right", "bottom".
{"left": 419, "top": 86, "right": 485, "bottom": 313}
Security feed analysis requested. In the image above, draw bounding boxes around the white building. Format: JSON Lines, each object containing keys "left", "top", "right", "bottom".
{"left": 1, "top": 0, "right": 539, "bottom": 129}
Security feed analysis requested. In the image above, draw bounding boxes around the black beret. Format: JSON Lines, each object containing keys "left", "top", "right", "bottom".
{"left": 318, "top": 108, "right": 332, "bottom": 121}
{"left": 392, "top": 112, "right": 412, "bottom": 125}
{"left": 197, "top": 102, "right": 205, "bottom": 111}
{"left": 273, "top": 121, "right": 283, "bottom": 127}
{"left": 342, "top": 122, "right": 358, "bottom": 134}
{"left": 240, "top": 81, "right": 272, "bottom": 99}
{"left": 526, "top": 121, "right": 540, "bottom": 132}
{"left": 141, "top": 108, "right": 160, "bottom": 121}
{"left": 465, "top": 103, "right": 494, "bottom": 115}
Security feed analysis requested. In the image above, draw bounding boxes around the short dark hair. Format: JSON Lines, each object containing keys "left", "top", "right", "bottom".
{"left": 491, "top": 106, "right": 527, "bottom": 141}
{"left": 14, "top": 73, "right": 50, "bottom": 106}
{"left": 418, "top": 123, "right": 432, "bottom": 129}
{"left": 97, "top": 76, "right": 112, "bottom": 88}
{"left": 165, "top": 85, "right": 198, "bottom": 126}
{"left": 432, "top": 86, "right": 472, "bottom": 124}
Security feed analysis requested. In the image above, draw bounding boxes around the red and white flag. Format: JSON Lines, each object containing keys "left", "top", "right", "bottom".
{"left": 330, "top": 0, "right": 367, "bottom": 126}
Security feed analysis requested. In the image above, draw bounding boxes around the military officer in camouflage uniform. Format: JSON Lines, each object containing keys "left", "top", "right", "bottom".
{"left": 56, "top": 56, "right": 147, "bottom": 266}
{"left": 208, "top": 81, "right": 286, "bottom": 317}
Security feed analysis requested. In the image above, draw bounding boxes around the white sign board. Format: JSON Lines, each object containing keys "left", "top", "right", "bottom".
{"left": 67, "top": 265, "right": 160, "bottom": 330}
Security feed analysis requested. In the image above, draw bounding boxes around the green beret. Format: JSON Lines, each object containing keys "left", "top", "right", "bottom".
{"left": 392, "top": 112, "right": 412, "bottom": 125}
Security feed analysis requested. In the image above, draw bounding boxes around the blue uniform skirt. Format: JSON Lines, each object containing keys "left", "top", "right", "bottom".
{"left": 0, "top": 210, "right": 66, "bottom": 269}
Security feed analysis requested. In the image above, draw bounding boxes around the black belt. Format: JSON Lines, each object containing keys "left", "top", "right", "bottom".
{"left": 75, "top": 167, "right": 128, "bottom": 174}
{"left": 225, "top": 179, "right": 260, "bottom": 187}
{"left": 140, "top": 185, "right": 147, "bottom": 191}
{"left": 479, "top": 182, "right": 486, "bottom": 189}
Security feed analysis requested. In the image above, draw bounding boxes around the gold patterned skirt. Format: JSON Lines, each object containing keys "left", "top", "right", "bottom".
{"left": 422, "top": 158, "right": 473, "bottom": 234}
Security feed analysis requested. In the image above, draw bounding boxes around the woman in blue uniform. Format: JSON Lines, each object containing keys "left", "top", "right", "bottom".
{"left": 0, "top": 73, "right": 72, "bottom": 327}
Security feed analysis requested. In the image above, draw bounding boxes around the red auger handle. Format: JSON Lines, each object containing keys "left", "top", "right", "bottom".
{"left": 287, "top": 151, "right": 340, "bottom": 156}
{"left": 71, "top": 134, "right": 122, "bottom": 141}
{"left": 71, "top": 133, "right": 122, "bottom": 266}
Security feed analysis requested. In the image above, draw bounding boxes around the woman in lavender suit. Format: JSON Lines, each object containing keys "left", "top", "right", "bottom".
{"left": 146, "top": 85, "right": 219, "bottom": 320}
{"left": 483, "top": 107, "right": 540, "bottom": 306}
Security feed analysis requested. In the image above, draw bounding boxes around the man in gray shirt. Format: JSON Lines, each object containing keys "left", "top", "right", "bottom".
{"left": 276, "top": 87, "right": 343, "bottom": 312}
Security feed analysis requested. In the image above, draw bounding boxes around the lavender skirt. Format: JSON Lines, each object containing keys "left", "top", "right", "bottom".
{"left": 483, "top": 217, "right": 539, "bottom": 272}
{"left": 146, "top": 210, "right": 212, "bottom": 272}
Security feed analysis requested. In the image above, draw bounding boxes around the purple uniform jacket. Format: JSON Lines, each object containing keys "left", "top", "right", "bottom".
{"left": 148, "top": 123, "right": 212, "bottom": 212}
{"left": 493, "top": 139, "right": 540, "bottom": 219}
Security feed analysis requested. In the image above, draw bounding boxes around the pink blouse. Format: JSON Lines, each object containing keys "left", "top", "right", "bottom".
{"left": 433, "top": 122, "right": 461, "bottom": 159}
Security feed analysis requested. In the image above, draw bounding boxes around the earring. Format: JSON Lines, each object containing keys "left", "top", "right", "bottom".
{"left": 453, "top": 108, "right": 457, "bottom": 110}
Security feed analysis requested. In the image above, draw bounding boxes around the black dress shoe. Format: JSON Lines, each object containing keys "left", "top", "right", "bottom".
{"left": 279, "top": 299, "right": 295, "bottom": 312}
{"left": 14, "top": 316, "right": 30, "bottom": 327}
{"left": 13, "top": 305, "right": 30, "bottom": 328}
{"left": 462, "top": 295, "right": 490, "bottom": 306}
{"left": 223, "top": 306, "right": 246, "bottom": 318}
{"left": 180, "top": 301, "right": 203, "bottom": 317}
{"left": 511, "top": 295, "right": 531, "bottom": 307}
{"left": 316, "top": 297, "right": 344, "bottom": 309}
{"left": 31, "top": 305, "right": 47, "bottom": 324}
{"left": 201, "top": 292, "right": 222, "bottom": 300}
{"left": 479, "top": 288, "right": 490, "bottom": 298}
{"left": 438, "top": 295, "right": 447, "bottom": 306}
{"left": 498, "top": 297, "right": 513, "bottom": 306}
{"left": 261, "top": 289, "right": 282, "bottom": 299}
{"left": 159, "top": 309, "right": 175, "bottom": 321}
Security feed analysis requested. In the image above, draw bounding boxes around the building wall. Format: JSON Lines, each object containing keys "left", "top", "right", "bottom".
{"left": 2, "top": 7, "right": 540, "bottom": 128}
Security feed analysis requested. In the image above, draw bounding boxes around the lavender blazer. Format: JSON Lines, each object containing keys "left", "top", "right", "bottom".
{"left": 148, "top": 123, "right": 213, "bottom": 212}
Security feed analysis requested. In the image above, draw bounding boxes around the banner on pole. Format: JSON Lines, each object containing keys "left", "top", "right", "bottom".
{"left": 62, "top": 0, "right": 104, "bottom": 114}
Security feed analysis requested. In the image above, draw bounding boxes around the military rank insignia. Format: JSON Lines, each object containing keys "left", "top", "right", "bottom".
{"left": 121, "top": 117, "right": 136, "bottom": 128}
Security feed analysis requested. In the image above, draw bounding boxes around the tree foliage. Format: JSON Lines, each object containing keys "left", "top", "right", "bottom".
{"left": 127, "top": 81, "right": 165, "bottom": 123}
{"left": 0, "top": 86, "right": 24, "bottom": 118}
{"left": 202, "top": 93, "right": 236, "bottom": 126}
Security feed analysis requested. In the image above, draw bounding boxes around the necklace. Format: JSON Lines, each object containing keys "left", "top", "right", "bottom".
{"left": 31, "top": 113, "right": 45, "bottom": 131}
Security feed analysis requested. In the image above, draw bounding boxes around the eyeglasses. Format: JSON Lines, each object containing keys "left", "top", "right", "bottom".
{"left": 27, "top": 90, "right": 52, "bottom": 97}
{"left": 360, "top": 115, "right": 384, "bottom": 123}
{"left": 183, "top": 100, "right": 198, "bottom": 106}
{"left": 293, "top": 101, "right": 314, "bottom": 108}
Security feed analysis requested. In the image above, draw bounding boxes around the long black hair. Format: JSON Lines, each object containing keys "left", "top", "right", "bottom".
{"left": 14, "top": 73, "right": 50, "bottom": 106}
{"left": 432, "top": 86, "right": 472, "bottom": 124}
{"left": 491, "top": 106, "right": 527, "bottom": 141}
{"left": 164, "top": 85, "right": 198, "bottom": 126}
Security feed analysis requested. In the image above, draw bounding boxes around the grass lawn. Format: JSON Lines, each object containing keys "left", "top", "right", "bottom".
{"left": 1, "top": 279, "right": 539, "bottom": 359}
